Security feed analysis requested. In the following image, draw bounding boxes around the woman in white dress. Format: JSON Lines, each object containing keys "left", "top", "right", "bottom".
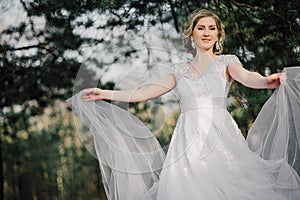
{"left": 68, "top": 9, "right": 300, "bottom": 199}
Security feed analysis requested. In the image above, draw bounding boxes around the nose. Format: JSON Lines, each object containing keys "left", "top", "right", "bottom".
{"left": 203, "top": 28, "right": 210, "bottom": 36}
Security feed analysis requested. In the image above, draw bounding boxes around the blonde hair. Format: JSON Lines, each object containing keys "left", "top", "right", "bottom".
{"left": 183, "top": 9, "right": 225, "bottom": 55}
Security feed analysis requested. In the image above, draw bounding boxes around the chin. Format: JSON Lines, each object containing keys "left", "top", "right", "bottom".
{"left": 198, "top": 46, "right": 213, "bottom": 51}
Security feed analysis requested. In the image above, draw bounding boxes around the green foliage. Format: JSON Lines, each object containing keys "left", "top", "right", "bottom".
{"left": 228, "top": 82, "right": 270, "bottom": 136}
{"left": 3, "top": 105, "right": 104, "bottom": 199}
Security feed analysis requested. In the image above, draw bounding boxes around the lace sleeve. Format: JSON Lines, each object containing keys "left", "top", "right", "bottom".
{"left": 226, "top": 55, "right": 242, "bottom": 66}
{"left": 168, "top": 63, "right": 179, "bottom": 77}
{"left": 217, "top": 55, "right": 242, "bottom": 82}
{"left": 168, "top": 62, "right": 190, "bottom": 80}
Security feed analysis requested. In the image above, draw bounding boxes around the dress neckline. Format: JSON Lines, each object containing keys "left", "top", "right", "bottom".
{"left": 187, "top": 55, "right": 223, "bottom": 80}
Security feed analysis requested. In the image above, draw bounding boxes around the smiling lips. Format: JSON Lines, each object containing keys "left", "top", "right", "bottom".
{"left": 202, "top": 38, "right": 211, "bottom": 42}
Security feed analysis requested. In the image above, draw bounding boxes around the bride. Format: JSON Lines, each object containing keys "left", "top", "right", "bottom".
{"left": 67, "top": 9, "right": 300, "bottom": 199}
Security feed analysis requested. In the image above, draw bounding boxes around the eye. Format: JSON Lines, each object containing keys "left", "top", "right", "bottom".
{"left": 210, "top": 27, "right": 216, "bottom": 30}
{"left": 197, "top": 27, "right": 204, "bottom": 30}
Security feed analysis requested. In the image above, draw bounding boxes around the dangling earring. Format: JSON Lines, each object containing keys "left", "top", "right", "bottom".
{"left": 215, "top": 40, "right": 220, "bottom": 51}
{"left": 191, "top": 37, "right": 195, "bottom": 49}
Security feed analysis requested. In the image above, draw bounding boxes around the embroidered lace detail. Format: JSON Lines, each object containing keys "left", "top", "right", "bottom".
{"left": 224, "top": 55, "right": 241, "bottom": 66}
{"left": 169, "top": 63, "right": 189, "bottom": 79}
{"left": 170, "top": 55, "right": 240, "bottom": 81}
{"left": 216, "top": 141, "right": 240, "bottom": 171}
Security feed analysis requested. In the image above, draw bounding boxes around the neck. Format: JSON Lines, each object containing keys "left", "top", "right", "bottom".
{"left": 193, "top": 48, "right": 216, "bottom": 65}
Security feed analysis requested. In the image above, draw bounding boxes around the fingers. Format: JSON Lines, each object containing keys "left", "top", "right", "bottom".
{"left": 267, "top": 79, "right": 280, "bottom": 89}
{"left": 82, "top": 95, "right": 91, "bottom": 101}
{"left": 266, "top": 73, "right": 280, "bottom": 89}
{"left": 84, "top": 88, "right": 97, "bottom": 95}
{"left": 82, "top": 95, "right": 91, "bottom": 100}
{"left": 273, "top": 73, "right": 281, "bottom": 79}
{"left": 82, "top": 95, "right": 96, "bottom": 101}
{"left": 82, "top": 88, "right": 100, "bottom": 101}
{"left": 268, "top": 73, "right": 281, "bottom": 83}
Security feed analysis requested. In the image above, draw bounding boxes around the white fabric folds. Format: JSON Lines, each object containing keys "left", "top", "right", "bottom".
{"left": 66, "top": 95, "right": 165, "bottom": 199}
{"left": 67, "top": 66, "right": 300, "bottom": 200}
{"left": 247, "top": 66, "right": 300, "bottom": 176}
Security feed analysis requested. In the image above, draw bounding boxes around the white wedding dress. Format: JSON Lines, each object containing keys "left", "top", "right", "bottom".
{"left": 67, "top": 55, "right": 300, "bottom": 200}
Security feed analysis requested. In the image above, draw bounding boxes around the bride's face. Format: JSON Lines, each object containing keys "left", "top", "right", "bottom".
{"left": 191, "top": 17, "right": 218, "bottom": 52}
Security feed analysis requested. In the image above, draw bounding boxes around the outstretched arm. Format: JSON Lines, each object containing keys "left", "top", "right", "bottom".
{"left": 227, "top": 63, "right": 281, "bottom": 89}
{"left": 82, "top": 74, "right": 176, "bottom": 102}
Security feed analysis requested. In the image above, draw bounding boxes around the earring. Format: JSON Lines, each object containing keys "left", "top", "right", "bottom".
{"left": 215, "top": 40, "right": 220, "bottom": 51}
{"left": 191, "top": 37, "right": 195, "bottom": 49}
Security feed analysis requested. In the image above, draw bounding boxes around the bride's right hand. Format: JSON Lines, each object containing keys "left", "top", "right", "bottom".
{"left": 82, "top": 88, "right": 104, "bottom": 101}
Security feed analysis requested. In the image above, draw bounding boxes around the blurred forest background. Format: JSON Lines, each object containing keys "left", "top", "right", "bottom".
{"left": 1, "top": 0, "right": 299, "bottom": 199}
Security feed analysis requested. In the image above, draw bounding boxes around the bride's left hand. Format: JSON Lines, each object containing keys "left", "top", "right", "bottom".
{"left": 266, "top": 73, "right": 281, "bottom": 89}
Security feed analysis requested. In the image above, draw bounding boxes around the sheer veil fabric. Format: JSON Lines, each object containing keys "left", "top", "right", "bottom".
{"left": 67, "top": 63, "right": 300, "bottom": 200}
{"left": 66, "top": 95, "right": 166, "bottom": 199}
{"left": 247, "top": 67, "right": 300, "bottom": 180}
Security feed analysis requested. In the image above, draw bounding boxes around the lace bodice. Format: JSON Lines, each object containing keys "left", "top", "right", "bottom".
{"left": 170, "top": 55, "right": 241, "bottom": 112}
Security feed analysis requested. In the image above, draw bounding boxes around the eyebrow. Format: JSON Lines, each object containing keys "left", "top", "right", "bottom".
{"left": 196, "top": 25, "right": 217, "bottom": 27}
